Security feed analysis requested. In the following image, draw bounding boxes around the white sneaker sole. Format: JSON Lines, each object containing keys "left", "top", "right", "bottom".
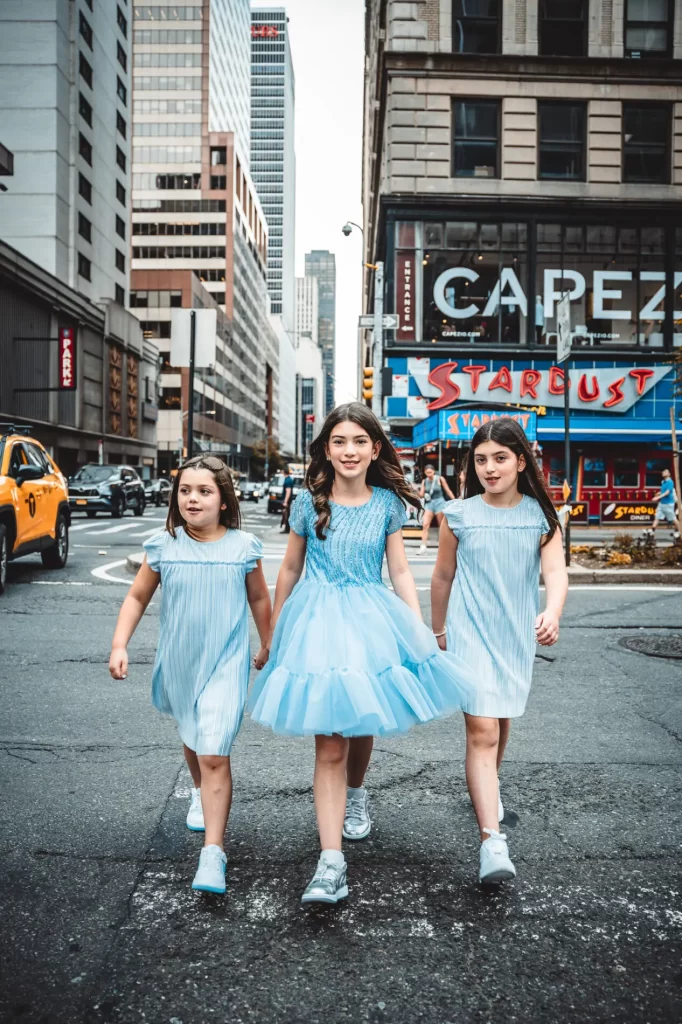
{"left": 342, "top": 821, "right": 371, "bottom": 841}
{"left": 480, "top": 866, "right": 516, "bottom": 884}
{"left": 186, "top": 820, "right": 205, "bottom": 832}
{"left": 192, "top": 879, "right": 226, "bottom": 894}
{"left": 301, "top": 885, "right": 348, "bottom": 905}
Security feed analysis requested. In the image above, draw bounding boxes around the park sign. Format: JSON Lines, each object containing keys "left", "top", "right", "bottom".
{"left": 59, "top": 328, "right": 76, "bottom": 390}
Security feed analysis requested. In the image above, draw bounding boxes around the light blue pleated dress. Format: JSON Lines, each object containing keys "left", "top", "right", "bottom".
{"left": 248, "top": 486, "right": 466, "bottom": 737}
{"left": 444, "top": 495, "right": 549, "bottom": 718}
{"left": 144, "top": 526, "right": 263, "bottom": 756}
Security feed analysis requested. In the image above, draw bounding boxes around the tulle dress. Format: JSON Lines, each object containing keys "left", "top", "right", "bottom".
{"left": 144, "top": 526, "right": 263, "bottom": 756}
{"left": 248, "top": 486, "right": 466, "bottom": 737}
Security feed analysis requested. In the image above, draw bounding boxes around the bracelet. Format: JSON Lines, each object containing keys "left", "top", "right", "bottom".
{"left": 432, "top": 629, "right": 446, "bottom": 638}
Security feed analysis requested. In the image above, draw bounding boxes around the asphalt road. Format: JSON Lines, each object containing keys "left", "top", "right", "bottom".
{"left": 1, "top": 503, "right": 681, "bottom": 1024}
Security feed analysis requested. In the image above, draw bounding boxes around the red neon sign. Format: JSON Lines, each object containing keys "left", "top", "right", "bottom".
{"left": 251, "top": 24, "right": 279, "bottom": 38}
{"left": 59, "top": 327, "right": 76, "bottom": 390}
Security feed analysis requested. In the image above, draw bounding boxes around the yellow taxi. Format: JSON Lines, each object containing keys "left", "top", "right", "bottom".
{"left": 0, "top": 425, "right": 71, "bottom": 594}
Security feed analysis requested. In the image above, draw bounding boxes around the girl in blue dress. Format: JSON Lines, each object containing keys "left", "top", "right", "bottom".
{"left": 109, "top": 456, "right": 271, "bottom": 895}
{"left": 248, "top": 403, "right": 466, "bottom": 905}
{"left": 431, "top": 418, "right": 568, "bottom": 884}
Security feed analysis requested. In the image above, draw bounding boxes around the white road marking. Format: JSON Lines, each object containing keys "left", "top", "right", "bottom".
{"left": 85, "top": 521, "right": 149, "bottom": 535}
{"left": 30, "top": 580, "right": 93, "bottom": 586}
{"left": 123, "top": 527, "right": 164, "bottom": 539}
{"left": 90, "top": 559, "right": 131, "bottom": 583}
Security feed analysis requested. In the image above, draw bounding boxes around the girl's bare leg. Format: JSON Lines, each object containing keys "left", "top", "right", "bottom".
{"left": 347, "top": 736, "right": 374, "bottom": 788}
{"left": 314, "top": 734, "right": 349, "bottom": 851}
{"left": 197, "top": 754, "right": 232, "bottom": 849}
{"left": 497, "top": 719, "right": 511, "bottom": 770}
{"left": 464, "top": 713, "right": 501, "bottom": 838}
{"left": 184, "top": 744, "right": 201, "bottom": 788}
{"left": 421, "top": 510, "right": 434, "bottom": 547}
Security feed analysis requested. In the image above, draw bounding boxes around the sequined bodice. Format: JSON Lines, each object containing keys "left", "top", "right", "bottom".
{"left": 289, "top": 487, "right": 407, "bottom": 587}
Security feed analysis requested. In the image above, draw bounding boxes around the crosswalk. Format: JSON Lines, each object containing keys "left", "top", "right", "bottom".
{"left": 69, "top": 510, "right": 168, "bottom": 540}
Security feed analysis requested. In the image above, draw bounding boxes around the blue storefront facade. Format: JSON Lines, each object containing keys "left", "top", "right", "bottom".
{"left": 380, "top": 205, "right": 681, "bottom": 523}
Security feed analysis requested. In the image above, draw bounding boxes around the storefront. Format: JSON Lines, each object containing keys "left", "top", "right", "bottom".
{"left": 382, "top": 207, "right": 681, "bottom": 523}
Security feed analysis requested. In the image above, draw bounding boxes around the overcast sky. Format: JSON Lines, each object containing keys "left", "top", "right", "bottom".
{"left": 253, "top": 0, "right": 366, "bottom": 405}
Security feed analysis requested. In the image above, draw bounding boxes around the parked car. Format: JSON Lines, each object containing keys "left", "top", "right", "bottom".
{"left": 241, "top": 481, "right": 263, "bottom": 503}
{"left": 69, "top": 464, "right": 146, "bottom": 518}
{"left": 0, "top": 425, "right": 70, "bottom": 594}
{"left": 144, "top": 477, "right": 171, "bottom": 507}
{"left": 267, "top": 474, "right": 304, "bottom": 515}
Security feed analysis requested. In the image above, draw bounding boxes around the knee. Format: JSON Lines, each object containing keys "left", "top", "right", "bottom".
{"left": 315, "top": 736, "right": 348, "bottom": 769}
{"left": 467, "top": 718, "right": 499, "bottom": 751}
{"left": 199, "top": 755, "right": 230, "bottom": 775}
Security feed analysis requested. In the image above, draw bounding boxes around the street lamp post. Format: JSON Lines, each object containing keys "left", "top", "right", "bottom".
{"left": 342, "top": 221, "right": 383, "bottom": 415}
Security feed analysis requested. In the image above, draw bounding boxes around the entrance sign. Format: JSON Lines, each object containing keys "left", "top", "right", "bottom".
{"left": 600, "top": 501, "right": 656, "bottom": 525}
{"left": 59, "top": 328, "right": 76, "bottom": 390}
{"left": 170, "top": 309, "right": 217, "bottom": 368}
{"left": 556, "top": 292, "right": 571, "bottom": 363}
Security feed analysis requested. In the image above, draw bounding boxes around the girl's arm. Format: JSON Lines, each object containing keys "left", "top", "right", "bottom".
{"left": 418, "top": 480, "right": 425, "bottom": 498}
{"left": 431, "top": 517, "right": 458, "bottom": 649}
{"left": 536, "top": 530, "right": 569, "bottom": 646}
{"left": 441, "top": 475, "right": 455, "bottom": 500}
{"left": 109, "top": 560, "right": 160, "bottom": 679}
{"left": 267, "top": 531, "right": 306, "bottom": 646}
{"left": 246, "top": 562, "right": 273, "bottom": 669}
{"left": 385, "top": 531, "right": 422, "bottom": 619}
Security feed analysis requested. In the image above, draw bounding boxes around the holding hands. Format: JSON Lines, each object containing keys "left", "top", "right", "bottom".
{"left": 253, "top": 646, "right": 270, "bottom": 670}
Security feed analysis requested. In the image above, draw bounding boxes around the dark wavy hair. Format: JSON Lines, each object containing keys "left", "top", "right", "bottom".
{"left": 306, "top": 402, "right": 421, "bottom": 540}
{"left": 464, "top": 417, "right": 559, "bottom": 545}
{"left": 166, "top": 455, "right": 241, "bottom": 537}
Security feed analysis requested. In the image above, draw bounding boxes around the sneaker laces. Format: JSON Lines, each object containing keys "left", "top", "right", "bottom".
{"left": 312, "top": 859, "right": 342, "bottom": 885}
{"left": 345, "top": 794, "right": 366, "bottom": 824}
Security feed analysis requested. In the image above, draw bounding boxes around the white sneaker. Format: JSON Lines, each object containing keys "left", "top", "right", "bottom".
{"left": 418, "top": 544, "right": 427, "bottom": 555}
{"left": 192, "top": 844, "right": 227, "bottom": 893}
{"left": 186, "top": 787, "right": 205, "bottom": 832}
{"left": 479, "top": 828, "right": 516, "bottom": 883}
{"left": 343, "top": 787, "right": 371, "bottom": 841}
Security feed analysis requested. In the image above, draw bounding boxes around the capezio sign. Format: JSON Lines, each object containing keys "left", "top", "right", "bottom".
{"left": 401, "top": 358, "right": 669, "bottom": 417}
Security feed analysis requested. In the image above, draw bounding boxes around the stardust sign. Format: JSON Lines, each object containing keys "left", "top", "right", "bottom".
{"left": 59, "top": 327, "right": 76, "bottom": 390}
{"left": 413, "top": 361, "right": 669, "bottom": 414}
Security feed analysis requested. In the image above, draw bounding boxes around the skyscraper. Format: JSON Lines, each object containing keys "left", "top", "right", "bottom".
{"left": 0, "top": 0, "right": 133, "bottom": 306}
{"left": 305, "top": 251, "right": 336, "bottom": 415}
{"left": 250, "top": 7, "right": 296, "bottom": 329}
{"left": 130, "top": 0, "right": 278, "bottom": 474}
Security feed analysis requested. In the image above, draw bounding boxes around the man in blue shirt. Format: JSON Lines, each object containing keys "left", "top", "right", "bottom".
{"left": 279, "top": 471, "right": 294, "bottom": 533}
{"left": 651, "top": 469, "right": 678, "bottom": 537}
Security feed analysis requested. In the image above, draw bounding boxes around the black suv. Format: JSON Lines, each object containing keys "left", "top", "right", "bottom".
{"left": 69, "top": 465, "right": 146, "bottom": 518}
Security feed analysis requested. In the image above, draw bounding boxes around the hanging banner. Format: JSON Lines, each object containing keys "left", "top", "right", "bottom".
{"left": 59, "top": 327, "right": 76, "bottom": 390}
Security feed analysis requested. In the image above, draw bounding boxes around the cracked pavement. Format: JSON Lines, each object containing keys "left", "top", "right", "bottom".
{"left": 1, "top": 513, "right": 681, "bottom": 1023}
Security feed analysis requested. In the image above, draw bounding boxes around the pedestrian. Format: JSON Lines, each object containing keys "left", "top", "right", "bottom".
{"left": 279, "top": 468, "right": 294, "bottom": 533}
{"left": 431, "top": 418, "right": 568, "bottom": 884}
{"left": 109, "top": 456, "right": 271, "bottom": 894}
{"left": 650, "top": 468, "right": 679, "bottom": 539}
{"left": 248, "top": 403, "right": 466, "bottom": 906}
{"left": 417, "top": 464, "right": 455, "bottom": 555}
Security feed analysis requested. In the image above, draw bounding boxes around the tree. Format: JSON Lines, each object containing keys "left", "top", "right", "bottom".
{"left": 250, "top": 437, "right": 286, "bottom": 481}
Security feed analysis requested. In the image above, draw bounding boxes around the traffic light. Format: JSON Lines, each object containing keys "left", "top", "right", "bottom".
{"left": 362, "top": 366, "right": 374, "bottom": 401}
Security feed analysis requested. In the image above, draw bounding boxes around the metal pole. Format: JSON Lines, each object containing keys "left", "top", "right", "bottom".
{"left": 372, "top": 261, "right": 384, "bottom": 419}
{"left": 187, "top": 309, "right": 196, "bottom": 460}
{"left": 670, "top": 406, "right": 682, "bottom": 538}
{"left": 564, "top": 358, "right": 571, "bottom": 566}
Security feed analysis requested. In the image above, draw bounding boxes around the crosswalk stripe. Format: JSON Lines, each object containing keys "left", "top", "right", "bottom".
{"left": 83, "top": 521, "right": 149, "bottom": 535}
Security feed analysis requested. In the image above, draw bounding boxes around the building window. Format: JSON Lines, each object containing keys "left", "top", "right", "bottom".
{"left": 79, "top": 12, "right": 93, "bottom": 48}
{"left": 79, "top": 92, "right": 92, "bottom": 126}
{"left": 78, "top": 252, "right": 91, "bottom": 280}
{"left": 116, "top": 146, "right": 126, "bottom": 172}
{"left": 614, "top": 458, "right": 640, "bottom": 487}
{"left": 452, "top": 100, "right": 499, "bottom": 178}
{"left": 78, "top": 172, "right": 92, "bottom": 204}
{"left": 115, "top": 249, "right": 126, "bottom": 273}
{"left": 84, "top": 0, "right": 93, "bottom": 8}
{"left": 116, "top": 180, "right": 126, "bottom": 206}
{"left": 79, "top": 52, "right": 93, "bottom": 88}
{"left": 538, "top": 102, "right": 585, "bottom": 180}
{"left": 210, "top": 147, "right": 227, "bottom": 166}
{"left": 623, "top": 104, "right": 670, "bottom": 183}
{"left": 79, "top": 132, "right": 93, "bottom": 166}
{"left": 539, "top": 0, "right": 586, "bottom": 56}
{"left": 117, "top": 77, "right": 127, "bottom": 105}
{"left": 625, "top": 0, "right": 671, "bottom": 58}
{"left": 117, "top": 6, "right": 128, "bottom": 37}
{"left": 115, "top": 284, "right": 125, "bottom": 306}
{"left": 78, "top": 212, "right": 92, "bottom": 243}
{"left": 117, "top": 112, "right": 127, "bottom": 138}
{"left": 116, "top": 214, "right": 126, "bottom": 239}
{"left": 211, "top": 175, "right": 227, "bottom": 189}
{"left": 582, "top": 457, "right": 606, "bottom": 487}
{"left": 117, "top": 41, "right": 127, "bottom": 71}
{"left": 452, "top": 0, "right": 500, "bottom": 54}
{"left": 646, "top": 457, "right": 670, "bottom": 486}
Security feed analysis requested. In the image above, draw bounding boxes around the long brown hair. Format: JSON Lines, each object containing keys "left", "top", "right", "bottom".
{"left": 464, "top": 418, "right": 559, "bottom": 545}
{"left": 306, "top": 402, "right": 421, "bottom": 540}
{"left": 166, "top": 455, "right": 241, "bottom": 537}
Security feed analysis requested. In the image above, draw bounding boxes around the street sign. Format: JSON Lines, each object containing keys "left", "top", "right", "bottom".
{"left": 562, "top": 479, "right": 571, "bottom": 502}
{"left": 58, "top": 328, "right": 76, "bottom": 389}
{"left": 170, "top": 308, "right": 217, "bottom": 368}
{"left": 358, "top": 314, "right": 400, "bottom": 330}
{"left": 556, "top": 292, "right": 571, "bottom": 363}
{"left": 305, "top": 414, "right": 315, "bottom": 423}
